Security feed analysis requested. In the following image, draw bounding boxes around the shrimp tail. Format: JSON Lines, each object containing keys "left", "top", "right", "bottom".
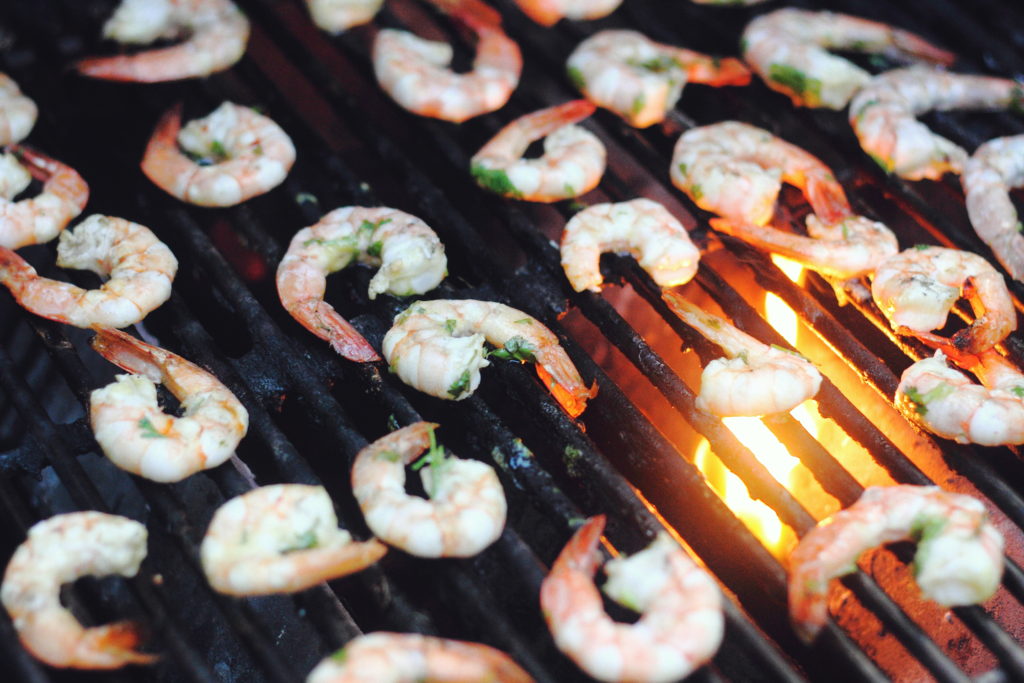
{"left": 806, "top": 173, "right": 851, "bottom": 225}
{"left": 552, "top": 515, "right": 605, "bottom": 575}
{"left": 90, "top": 326, "right": 168, "bottom": 382}
{"left": 289, "top": 300, "right": 381, "bottom": 362}
{"left": 677, "top": 53, "right": 752, "bottom": 87}
{"left": 528, "top": 99, "right": 596, "bottom": 134}
{"left": 140, "top": 104, "right": 194, "bottom": 198}
{"left": 534, "top": 362, "right": 596, "bottom": 419}
{"left": 8, "top": 144, "right": 90, "bottom": 210}
{"left": 77, "top": 621, "right": 158, "bottom": 668}
{"left": 891, "top": 30, "right": 955, "bottom": 67}
{"left": 75, "top": 54, "right": 160, "bottom": 83}
{"left": 428, "top": 0, "right": 503, "bottom": 31}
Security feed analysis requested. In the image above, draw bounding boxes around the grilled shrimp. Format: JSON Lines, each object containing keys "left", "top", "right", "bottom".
{"left": 663, "top": 290, "right": 822, "bottom": 417}
{"left": 871, "top": 245, "right": 1016, "bottom": 355}
{"left": 141, "top": 102, "right": 296, "bottom": 207}
{"left": 306, "top": 632, "right": 534, "bottom": 683}
{"left": 200, "top": 484, "right": 387, "bottom": 596}
{"left": 560, "top": 198, "right": 699, "bottom": 292}
{"left": 276, "top": 207, "right": 447, "bottom": 363}
{"left": 306, "top": 0, "right": 383, "bottom": 33}
{"left": 372, "top": 0, "right": 522, "bottom": 123}
{"left": 540, "top": 515, "right": 724, "bottom": 683}
{"left": 742, "top": 9, "right": 954, "bottom": 109}
{"left": 511, "top": 0, "right": 621, "bottom": 27}
{"left": 470, "top": 99, "right": 606, "bottom": 202}
{"left": 850, "top": 67, "right": 1024, "bottom": 180}
{"left": 0, "top": 73, "right": 37, "bottom": 145}
{"left": 382, "top": 299, "right": 595, "bottom": 417}
{"left": 0, "top": 214, "right": 177, "bottom": 328}
{"left": 963, "top": 135, "right": 1024, "bottom": 282}
{"left": 0, "top": 146, "right": 89, "bottom": 250}
{"left": 89, "top": 327, "right": 249, "bottom": 483}
{"left": 1, "top": 512, "right": 155, "bottom": 669}
{"left": 789, "top": 485, "right": 1004, "bottom": 642}
{"left": 351, "top": 422, "right": 506, "bottom": 558}
{"left": 565, "top": 30, "right": 750, "bottom": 128}
{"left": 75, "top": 0, "right": 250, "bottom": 82}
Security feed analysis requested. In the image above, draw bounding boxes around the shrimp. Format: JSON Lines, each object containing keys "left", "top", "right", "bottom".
{"left": 89, "top": 327, "right": 249, "bottom": 483}
{"left": 305, "top": 0, "right": 383, "bottom": 33}
{"left": 741, "top": 9, "right": 954, "bottom": 110}
{"left": 789, "top": 485, "right": 1004, "bottom": 642}
{"left": 0, "top": 214, "right": 177, "bottom": 329}
{"left": 0, "top": 73, "right": 37, "bottom": 145}
{"left": 962, "top": 135, "right": 1024, "bottom": 282}
{"left": 1, "top": 511, "right": 156, "bottom": 669}
{"left": 141, "top": 102, "right": 296, "bottom": 207}
{"left": 74, "top": 0, "right": 250, "bottom": 82}
{"left": 560, "top": 198, "right": 699, "bottom": 292}
{"left": 0, "top": 146, "right": 89, "bottom": 250}
{"left": 511, "top": 0, "right": 621, "bottom": 28}
{"left": 871, "top": 245, "right": 1016, "bottom": 355}
{"left": 352, "top": 422, "right": 506, "bottom": 558}
{"left": 470, "top": 100, "right": 606, "bottom": 203}
{"left": 540, "top": 515, "right": 723, "bottom": 683}
{"left": 565, "top": 30, "right": 750, "bottom": 128}
{"left": 306, "top": 632, "right": 534, "bottom": 683}
{"left": 663, "top": 290, "right": 822, "bottom": 417}
{"left": 200, "top": 484, "right": 387, "bottom": 596}
{"left": 849, "top": 67, "right": 1024, "bottom": 180}
{"left": 372, "top": 0, "right": 522, "bottom": 123}
{"left": 382, "top": 299, "right": 596, "bottom": 417}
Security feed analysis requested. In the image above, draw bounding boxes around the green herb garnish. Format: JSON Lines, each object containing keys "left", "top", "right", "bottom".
{"left": 447, "top": 369, "right": 472, "bottom": 398}
{"left": 628, "top": 55, "right": 680, "bottom": 73}
{"left": 410, "top": 425, "right": 449, "bottom": 497}
{"left": 768, "top": 64, "right": 822, "bottom": 104}
{"left": 914, "top": 243, "right": 932, "bottom": 251}
{"left": 677, "top": 162, "right": 688, "bottom": 176}
{"left": 282, "top": 529, "right": 318, "bottom": 553}
{"left": 471, "top": 164, "right": 522, "bottom": 198}
{"left": 331, "top": 648, "right": 348, "bottom": 663}
{"left": 488, "top": 335, "right": 537, "bottom": 363}
{"left": 903, "top": 383, "right": 955, "bottom": 416}
{"left": 367, "top": 240, "right": 384, "bottom": 258}
{"left": 567, "top": 65, "right": 586, "bottom": 91}
{"left": 444, "top": 318, "right": 457, "bottom": 334}
{"left": 630, "top": 93, "right": 646, "bottom": 116}
{"left": 209, "top": 140, "right": 229, "bottom": 160}
{"left": 138, "top": 416, "right": 167, "bottom": 439}
{"left": 690, "top": 184, "right": 704, "bottom": 201}
{"left": 1013, "top": 386, "right": 1024, "bottom": 398}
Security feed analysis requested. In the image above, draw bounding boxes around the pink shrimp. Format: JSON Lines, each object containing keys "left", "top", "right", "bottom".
{"left": 1, "top": 145, "right": 89, "bottom": 250}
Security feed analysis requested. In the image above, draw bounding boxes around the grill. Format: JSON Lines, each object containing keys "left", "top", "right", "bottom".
{"left": 2, "top": 0, "right": 1024, "bottom": 681}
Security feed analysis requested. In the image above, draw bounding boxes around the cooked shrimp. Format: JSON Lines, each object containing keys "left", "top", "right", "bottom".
{"left": 789, "top": 484, "right": 1004, "bottom": 642}
{"left": 963, "top": 135, "right": 1024, "bottom": 282}
{"left": 382, "top": 299, "right": 595, "bottom": 417}
{"left": 352, "top": 422, "right": 506, "bottom": 558}
{"left": 1, "top": 511, "right": 155, "bottom": 669}
{"left": 0, "top": 73, "right": 37, "bottom": 145}
{"left": 75, "top": 0, "right": 250, "bottom": 82}
{"left": 663, "top": 290, "right": 822, "bottom": 416}
{"left": 470, "top": 100, "right": 605, "bottom": 202}
{"left": 141, "top": 102, "right": 296, "bottom": 207}
{"left": 565, "top": 30, "right": 750, "bottom": 128}
{"left": 742, "top": 9, "right": 954, "bottom": 110}
{"left": 372, "top": 0, "right": 522, "bottom": 123}
{"left": 871, "top": 245, "right": 1016, "bottom": 355}
{"left": 306, "top": 632, "right": 534, "bottom": 683}
{"left": 0, "top": 214, "right": 177, "bottom": 328}
{"left": 560, "top": 198, "right": 699, "bottom": 292}
{"left": 200, "top": 484, "right": 387, "bottom": 595}
{"left": 0, "top": 146, "right": 89, "bottom": 250}
{"left": 850, "top": 67, "right": 1023, "bottom": 180}
{"left": 540, "top": 515, "right": 723, "bottom": 683}
{"left": 306, "top": 0, "right": 383, "bottom": 33}
{"left": 89, "top": 327, "right": 248, "bottom": 483}
{"left": 511, "top": 0, "right": 621, "bottom": 27}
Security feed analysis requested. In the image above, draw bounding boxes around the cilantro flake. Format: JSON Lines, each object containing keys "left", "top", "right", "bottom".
{"left": 447, "top": 369, "right": 472, "bottom": 398}
{"left": 768, "top": 64, "right": 822, "bottom": 104}
{"left": 410, "top": 426, "right": 449, "bottom": 497}
{"left": 488, "top": 335, "right": 538, "bottom": 363}
{"left": 281, "top": 528, "right": 318, "bottom": 553}
{"left": 567, "top": 65, "right": 586, "bottom": 91}
{"left": 471, "top": 164, "right": 522, "bottom": 198}
{"left": 138, "top": 416, "right": 167, "bottom": 439}
{"left": 903, "top": 383, "right": 955, "bottom": 416}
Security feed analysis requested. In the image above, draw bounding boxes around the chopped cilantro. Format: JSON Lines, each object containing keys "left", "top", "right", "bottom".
{"left": 282, "top": 529, "right": 318, "bottom": 553}
{"left": 444, "top": 318, "right": 457, "bottom": 334}
{"left": 252, "top": 143, "right": 263, "bottom": 156}
{"left": 360, "top": 217, "right": 391, "bottom": 234}
{"left": 631, "top": 93, "right": 646, "bottom": 116}
{"left": 331, "top": 647, "right": 348, "bottom": 663}
{"left": 677, "top": 162, "right": 688, "bottom": 176}
{"left": 903, "top": 383, "right": 955, "bottom": 416}
{"left": 567, "top": 65, "right": 586, "bottom": 91}
{"left": 739, "top": 38, "right": 748, "bottom": 54}
{"left": 563, "top": 183, "right": 577, "bottom": 197}
{"left": 386, "top": 413, "right": 400, "bottom": 431}
{"left": 380, "top": 449, "right": 402, "bottom": 462}
{"left": 447, "top": 369, "right": 472, "bottom": 398}
{"left": 737, "top": 349, "right": 749, "bottom": 365}
{"left": 768, "top": 64, "right": 822, "bottom": 104}
{"left": 691, "top": 184, "right": 704, "bottom": 201}
{"left": 410, "top": 425, "right": 449, "bottom": 496}
{"left": 914, "top": 243, "right": 932, "bottom": 251}
{"left": 514, "top": 318, "right": 532, "bottom": 325}
{"left": 367, "top": 240, "right": 384, "bottom": 258}
{"left": 1016, "top": 221, "right": 1023, "bottom": 233}
{"left": 1013, "top": 386, "right": 1024, "bottom": 398}
{"left": 138, "top": 416, "right": 167, "bottom": 439}
{"left": 628, "top": 55, "right": 680, "bottom": 73}
{"left": 488, "top": 335, "right": 537, "bottom": 363}
{"left": 471, "top": 164, "right": 522, "bottom": 198}
{"left": 296, "top": 192, "right": 319, "bottom": 205}
{"left": 209, "top": 140, "right": 229, "bottom": 160}
{"left": 303, "top": 236, "right": 358, "bottom": 251}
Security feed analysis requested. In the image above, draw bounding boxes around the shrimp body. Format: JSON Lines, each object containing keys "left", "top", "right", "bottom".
{"left": 382, "top": 299, "right": 595, "bottom": 417}
{"left": 89, "top": 327, "right": 249, "bottom": 483}
{"left": 0, "top": 214, "right": 177, "bottom": 328}
{"left": 0, "top": 146, "right": 89, "bottom": 250}
{"left": 850, "top": 67, "right": 1023, "bottom": 180}
{"left": 540, "top": 515, "right": 723, "bottom": 683}
{"left": 963, "top": 135, "right": 1024, "bottom": 282}
{"left": 200, "top": 484, "right": 387, "bottom": 595}
{"left": 141, "top": 102, "right": 296, "bottom": 207}
{"left": 470, "top": 99, "right": 605, "bottom": 203}
{"left": 664, "top": 290, "right": 822, "bottom": 416}
{"left": 306, "top": 0, "right": 383, "bottom": 33}
{"left": 789, "top": 485, "right": 1004, "bottom": 642}
{"left": 1, "top": 512, "right": 155, "bottom": 669}
{"left": 871, "top": 245, "right": 1015, "bottom": 355}
{"left": 75, "top": 0, "right": 250, "bottom": 82}
{"left": 566, "top": 30, "right": 750, "bottom": 128}
{"left": 306, "top": 632, "right": 534, "bottom": 683}
{"left": 742, "top": 9, "right": 953, "bottom": 109}
{"left": 0, "top": 73, "right": 37, "bottom": 145}
{"left": 560, "top": 198, "right": 699, "bottom": 292}
{"left": 512, "top": 0, "right": 621, "bottom": 28}
{"left": 352, "top": 422, "right": 506, "bottom": 558}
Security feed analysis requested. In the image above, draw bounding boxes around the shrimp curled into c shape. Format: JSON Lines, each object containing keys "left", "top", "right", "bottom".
{"left": 89, "top": 327, "right": 249, "bottom": 483}
{"left": 305, "top": 632, "right": 534, "bottom": 683}
{"left": 141, "top": 102, "right": 296, "bottom": 207}
{"left": 511, "top": 0, "right": 621, "bottom": 28}
{"left": 305, "top": 0, "right": 383, "bottom": 33}
{"left": 1, "top": 511, "right": 156, "bottom": 669}
{"left": 200, "top": 484, "right": 388, "bottom": 596}
{"left": 789, "top": 485, "right": 1004, "bottom": 643}
{"left": 0, "top": 73, "right": 37, "bottom": 145}
{"left": 352, "top": 422, "right": 506, "bottom": 558}
{"left": 382, "top": 299, "right": 596, "bottom": 417}
{"left": 0, "top": 145, "right": 89, "bottom": 250}
{"left": 0, "top": 214, "right": 178, "bottom": 328}
{"left": 963, "top": 135, "right": 1024, "bottom": 282}
{"left": 540, "top": 515, "right": 724, "bottom": 683}
{"left": 74, "top": 0, "right": 250, "bottom": 82}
